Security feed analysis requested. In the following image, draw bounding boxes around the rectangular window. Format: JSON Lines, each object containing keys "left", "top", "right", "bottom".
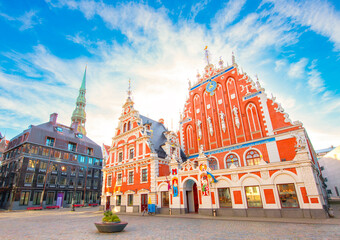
{"left": 79, "top": 167, "right": 84, "bottom": 176}
{"left": 27, "top": 160, "right": 36, "bottom": 170}
{"left": 88, "top": 157, "right": 93, "bottom": 165}
{"left": 59, "top": 177, "right": 67, "bottom": 185}
{"left": 107, "top": 175, "right": 112, "bottom": 187}
{"left": 68, "top": 142, "right": 77, "bottom": 152}
{"left": 118, "top": 152, "right": 123, "bottom": 162}
{"left": 87, "top": 168, "right": 92, "bottom": 176}
{"left": 39, "top": 161, "right": 47, "bottom": 170}
{"left": 128, "top": 194, "right": 133, "bottom": 206}
{"left": 24, "top": 173, "right": 34, "bottom": 184}
{"left": 86, "top": 179, "right": 92, "bottom": 188}
{"left": 117, "top": 173, "right": 122, "bottom": 186}
{"left": 61, "top": 165, "right": 67, "bottom": 174}
{"left": 87, "top": 148, "right": 93, "bottom": 155}
{"left": 66, "top": 192, "right": 73, "bottom": 204}
{"left": 49, "top": 175, "right": 57, "bottom": 185}
{"left": 77, "top": 178, "right": 83, "bottom": 188}
{"left": 42, "top": 148, "right": 50, "bottom": 156}
{"left": 116, "top": 195, "right": 121, "bottom": 206}
{"left": 161, "top": 191, "right": 169, "bottom": 208}
{"left": 245, "top": 186, "right": 262, "bottom": 208}
{"left": 37, "top": 175, "right": 45, "bottom": 185}
{"left": 63, "top": 152, "right": 69, "bottom": 160}
{"left": 93, "top": 180, "right": 98, "bottom": 189}
{"left": 46, "top": 137, "right": 55, "bottom": 147}
{"left": 19, "top": 191, "right": 30, "bottom": 205}
{"left": 277, "top": 184, "right": 299, "bottom": 208}
{"left": 128, "top": 171, "right": 134, "bottom": 184}
{"left": 142, "top": 168, "right": 147, "bottom": 182}
{"left": 129, "top": 148, "right": 134, "bottom": 159}
{"left": 218, "top": 188, "right": 232, "bottom": 208}
{"left": 33, "top": 191, "right": 42, "bottom": 205}
{"left": 94, "top": 169, "right": 99, "bottom": 177}
{"left": 46, "top": 192, "right": 54, "bottom": 205}
{"left": 78, "top": 155, "right": 85, "bottom": 163}
{"left": 54, "top": 150, "right": 61, "bottom": 158}
{"left": 69, "top": 178, "right": 75, "bottom": 187}
{"left": 70, "top": 166, "right": 76, "bottom": 176}
{"left": 51, "top": 163, "right": 58, "bottom": 172}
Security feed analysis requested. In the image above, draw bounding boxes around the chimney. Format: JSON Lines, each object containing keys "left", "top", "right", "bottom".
{"left": 50, "top": 113, "right": 58, "bottom": 125}
{"left": 71, "top": 122, "right": 79, "bottom": 132}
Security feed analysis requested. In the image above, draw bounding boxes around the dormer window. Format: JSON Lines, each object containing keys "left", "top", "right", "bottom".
{"left": 46, "top": 137, "right": 55, "bottom": 147}
{"left": 68, "top": 142, "right": 77, "bottom": 152}
{"left": 55, "top": 126, "right": 63, "bottom": 133}
{"left": 87, "top": 147, "right": 93, "bottom": 155}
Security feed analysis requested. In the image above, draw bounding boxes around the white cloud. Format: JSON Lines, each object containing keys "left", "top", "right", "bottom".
{"left": 288, "top": 58, "right": 308, "bottom": 78}
{"left": 307, "top": 60, "right": 325, "bottom": 93}
{"left": 262, "top": 0, "right": 340, "bottom": 51}
{"left": 0, "top": 9, "right": 41, "bottom": 31}
{"left": 1, "top": 0, "right": 338, "bottom": 150}
{"left": 212, "top": 0, "right": 246, "bottom": 31}
{"left": 190, "top": 0, "right": 210, "bottom": 20}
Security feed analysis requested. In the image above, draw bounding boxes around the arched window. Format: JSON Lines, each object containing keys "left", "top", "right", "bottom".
{"left": 246, "top": 150, "right": 261, "bottom": 166}
{"left": 127, "top": 121, "right": 131, "bottom": 131}
{"left": 123, "top": 123, "right": 127, "bottom": 132}
{"left": 208, "top": 157, "right": 218, "bottom": 170}
{"left": 225, "top": 154, "right": 239, "bottom": 168}
{"left": 186, "top": 125, "right": 193, "bottom": 150}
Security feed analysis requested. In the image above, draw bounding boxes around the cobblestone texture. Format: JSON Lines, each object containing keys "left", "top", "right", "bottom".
{"left": 0, "top": 207, "right": 340, "bottom": 240}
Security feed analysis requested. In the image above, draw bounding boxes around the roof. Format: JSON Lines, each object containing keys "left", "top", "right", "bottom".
{"left": 140, "top": 115, "right": 167, "bottom": 158}
{"left": 316, "top": 147, "right": 336, "bottom": 154}
{"left": 103, "top": 144, "right": 110, "bottom": 155}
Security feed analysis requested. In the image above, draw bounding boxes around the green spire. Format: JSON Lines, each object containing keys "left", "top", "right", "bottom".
{"left": 71, "top": 66, "right": 87, "bottom": 135}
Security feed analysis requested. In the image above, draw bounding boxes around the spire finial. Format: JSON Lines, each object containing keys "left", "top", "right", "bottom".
{"left": 218, "top": 56, "right": 224, "bottom": 68}
{"left": 127, "top": 78, "right": 132, "bottom": 98}
{"left": 204, "top": 46, "right": 210, "bottom": 66}
{"left": 232, "top": 52, "right": 235, "bottom": 65}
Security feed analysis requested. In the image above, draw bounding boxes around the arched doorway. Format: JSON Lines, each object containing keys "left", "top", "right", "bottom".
{"left": 184, "top": 179, "right": 199, "bottom": 213}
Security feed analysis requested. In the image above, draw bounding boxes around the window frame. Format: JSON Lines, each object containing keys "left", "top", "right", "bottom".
{"left": 161, "top": 191, "right": 169, "bottom": 208}
{"left": 127, "top": 194, "right": 133, "bottom": 206}
{"left": 245, "top": 150, "right": 261, "bottom": 166}
{"left": 217, "top": 187, "right": 233, "bottom": 208}
{"left": 245, "top": 186, "right": 263, "bottom": 208}
{"left": 225, "top": 153, "right": 239, "bottom": 169}
{"left": 116, "top": 195, "right": 121, "bottom": 206}
{"left": 19, "top": 191, "right": 30, "bottom": 206}
{"left": 128, "top": 170, "right": 134, "bottom": 185}
{"left": 277, "top": 183, "right": 300, "bottom": 208}
{"left": 107, "top": 174, "right": 112, "bottom": 187}
{"left": 117, "top": 173, "right": 122, "bottom": 186}
{"left": 141, "top": 168, "right": 148, "bottom": 183}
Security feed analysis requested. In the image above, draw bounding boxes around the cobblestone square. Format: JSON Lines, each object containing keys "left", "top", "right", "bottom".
{"left": 1, "top": 207, "right": 340, "bottom": 240}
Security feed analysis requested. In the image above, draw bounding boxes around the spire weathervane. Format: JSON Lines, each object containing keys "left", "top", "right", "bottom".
{"left": 127, "top": 78, "right": 132, "bottom": 98}
{"left": 204, "top": 46, "right": 210, "bottom": 66}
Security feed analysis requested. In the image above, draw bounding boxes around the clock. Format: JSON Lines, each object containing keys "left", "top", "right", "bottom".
{"left": 206, "top": 80, "right": 217, "bottom": 96}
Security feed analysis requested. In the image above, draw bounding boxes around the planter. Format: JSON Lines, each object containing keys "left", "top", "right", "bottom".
{"left": 95, "top": 222, "right": 128, "bottom": 233}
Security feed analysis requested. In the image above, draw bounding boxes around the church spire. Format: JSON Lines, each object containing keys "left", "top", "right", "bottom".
{"left": 71, "top": 66, "right": 87, "bottom": 135}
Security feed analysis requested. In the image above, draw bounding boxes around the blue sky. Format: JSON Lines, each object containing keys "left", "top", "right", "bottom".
{"left": 0, "top": 0, "right": 340, "bottom": 150}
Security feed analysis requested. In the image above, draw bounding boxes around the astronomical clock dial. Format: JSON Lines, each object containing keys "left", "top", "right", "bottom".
{"left": 206, "top": 80, "right": 217, "bottom": 96}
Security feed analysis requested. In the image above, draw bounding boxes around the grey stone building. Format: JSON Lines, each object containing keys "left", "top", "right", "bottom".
{"left": 0, "top": 68, "right": 103, "bottom": 210}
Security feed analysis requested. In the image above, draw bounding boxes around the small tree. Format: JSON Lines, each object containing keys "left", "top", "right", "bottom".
{"left": 102, "top": 210, "right": 121, "bottom": 223}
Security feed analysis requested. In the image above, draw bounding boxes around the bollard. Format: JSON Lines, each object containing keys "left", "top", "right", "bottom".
{"left": 169, "top": 208, "right": 172, "bottom": 215}
{"left": 213, "top": 209, "right": 216, "bottom": 217}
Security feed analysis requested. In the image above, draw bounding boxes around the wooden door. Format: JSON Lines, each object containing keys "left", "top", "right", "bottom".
{"left": 106, "top": 196, "right": 110, "bottom": 210}
{"left": 193, "top": 183, "right": 199, "bottom": 213}
{"left": 141, "top": 194, "right": 148, "bottom": 212}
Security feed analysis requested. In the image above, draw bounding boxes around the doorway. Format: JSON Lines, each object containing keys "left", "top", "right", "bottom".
{"left": 141, "top": 194, "right": 148, "bottom": 212}
{"left": 56, "top": 192, "right": 64, "bottom": 208}
{"left": 185, "top": 180, "right": 198, "bottom": 213}
{"left": 106, "top": 196, "right": 110, "bottom": 210}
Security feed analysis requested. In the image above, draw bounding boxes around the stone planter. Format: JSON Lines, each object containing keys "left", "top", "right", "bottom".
{"left": 95, "top": 222, "right": 128, "bottom": 233}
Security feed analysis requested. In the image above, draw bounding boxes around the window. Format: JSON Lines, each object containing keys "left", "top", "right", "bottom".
{"left": 117, "top": 173, "right": 122, "bottom": 186}
{"left": 49, "top": 175, "right": 57, "bottom": 185}
{"left": 77, "top": 178, "right": 83, "bottom": 188}
{"left": 245, "top": 186, "right": 262, "bottom": 208}
{"left": 107, "top": 175, "right": 112, "bottom": 187}
{"left": 61, "top": 165, "right": 67, "bottom": 174}
{"left": 42, "top": 148, "right": 50, "bottom": 156}
{"left": 27, "top": 160, "right": 36, "bottom": 170}
{"left": 46, "top": 192, "right": 54, "bottom": 205}
{"left": 37, "top": 175, "right": 45, "bottom": 185}
{"left": 87, "top": 148, "right": 93, "bottom": 155}
{"left": 208, "top": 157, "right": 218, "bottom": 170}
{"left": 33, "top": 191, "right": 42, "bottom": 205}
{"left": 226, "top": 154, "right": 239, "bottom": 168}
{"left": 94, "top": 169, "right": 99, "bottom": 177}
{"left": 86, "top": 179, "right": 92, "bottom": 188}
{"left": 59, "top": 177, "right": 67, "bottom": 185}
{"left": 39, "top": 161, "right": 47, "bottom": 170}
{"left": 218, "top": 188, "right": 232, "bottom": 208}
{"left": 71, "top": 154, "right": 78, "bottom": 161}
{"left": 19, "top": 191, "right": 30, "bottom": 205}
{"left": 66, "top": 192, "right": 73, "bottom": 204}
{"left": 116, "top": 195, "right": 121, "bottom": 206}
{"left": 246, "top": 150, "right": 261, "bottom": 166}
{"left": 123, "top": 123, "right": 127, "bottom": 132}
{"left": 127, "top": 121, "right": 131, "bottom": 131}
{"left": 128, "top": 171, "right": 134, "bottom": 184}
{"left": 129, "top": 148, "right": 134, "bottom": 159}
{"left": 161, "top": 191, "right": 169, "bottom": 208}
{"left": 93, "top": 192, "right": 98, "bottom": 203}
{"left": 142, "top": 168, "right": 147, "bottom": 182}
{"left": 327, "top": 190, "right": 332, "bottom": 194}
{"left": 78, "top": 155, "right": 85, "bottom": 163}
{"left": 54, "top": 150, "right": 61, "bottom": 158}
{"left": 25, "top": 173, "right": 34, "bottom": 184}
{"left": 277, "top": 184, "right": 299, "bottom": 208}
{"left": 63, "top": 152, "right": 69, "bottom": 160}
{"left": 68, "top": 142, "right": 77, "bottom": 152}
{"left": 69, "top": 178, "right": 75, "bottom": 187}
{"left": 118, "top": 152, "right": 123, "bottom": 162}
{"left": 70, "top": 166, "right": 76, "bottom": 175}
{"left": 51, "top": 163, "right": 58, "bottom": 172}
{"left": 93, "top": 179, "right": 98, "bottom": 189}
{"left": 87, "top": 168, "right": 92, "bottom": 176}
{"left": 79, "top": 167, "right": 84, "bottom": 176}
{"left": 88, "top": 157, "right": 93, "bottom": 165}
{"left": 128, "top": 194, "right": 133, "bottom": 206}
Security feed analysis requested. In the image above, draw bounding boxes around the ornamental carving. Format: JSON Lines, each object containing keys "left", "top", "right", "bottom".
{"left": 232, "top": 106, "right": 240, "bottom": 129}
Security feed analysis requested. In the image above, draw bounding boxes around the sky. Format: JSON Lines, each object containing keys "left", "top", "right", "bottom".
{"left": 0, "top": 0, "right": 340, "bottom": 150}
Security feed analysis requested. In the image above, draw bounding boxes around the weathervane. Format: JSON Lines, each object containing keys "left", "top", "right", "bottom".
{"left": 204, "top": 46, "right": 210, "bottom": 65}
{"left": 127, "top": 78, "right": 132, "bottom": 98}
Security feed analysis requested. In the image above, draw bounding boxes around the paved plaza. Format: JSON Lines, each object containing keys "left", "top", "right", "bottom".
{"left": 0, "top": 207, "right": 340, "bottom": 240}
